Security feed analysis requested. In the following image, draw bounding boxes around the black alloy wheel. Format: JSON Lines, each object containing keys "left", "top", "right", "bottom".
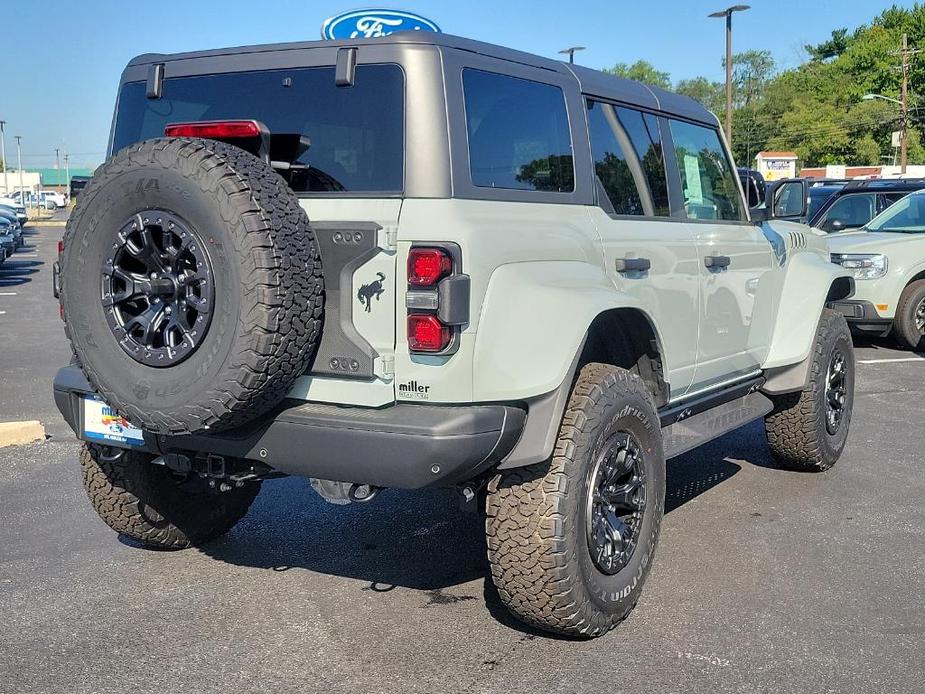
{"left": 824, "top": 346, "right": 848, "bottom": 435}
{"left": 585, "top": 431, "right": 647, "bottom": 575}
{"left": 101, "top": 210, "right": 214, "bottom": 367}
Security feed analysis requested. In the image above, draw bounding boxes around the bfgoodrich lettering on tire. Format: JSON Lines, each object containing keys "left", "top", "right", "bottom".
{"left": 60, "top": 138, "right": 323, "bottom": 435}
{"left": 765, "top": 308, "right": 855, "bottom": 471}
{"left": 485, "top": 363, "right": 665, "bottom": 638}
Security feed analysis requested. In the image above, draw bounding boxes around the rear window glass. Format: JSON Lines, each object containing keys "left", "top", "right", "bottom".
{"left": 111, "top": 65, "right": 404, "bottom": 193}
{"left": 463, "top": 69, "right": 574, "bottom": 192}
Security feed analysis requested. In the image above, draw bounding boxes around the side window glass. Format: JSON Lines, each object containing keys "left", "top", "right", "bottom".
{"left": 669, "top": 120, "right": 744, "bottom": 221}
{"left": 615, "top": 107, "right": 670, "bottom": 216}
{"left": 587, "top": 101, "right": 645, "bottom": 215}
{"left": 463, "top": 69, "right": 574, "bottom": 192}
{"left": 820, "top": 193, "right": 877, "bottom": 232}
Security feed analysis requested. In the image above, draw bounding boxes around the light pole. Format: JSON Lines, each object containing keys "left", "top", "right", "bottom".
{"left": 15, "top": 135, "right": 24, "bottom": 207}
{"left": 0, "top": 120, "right": 8, "bottom": 197}
{"left": 709, "top": 4, "right": 750, "bottom": 149}
{"left": 64, "top": 153, "right": 70, "bottom": 203}
{"left": 863, "top": 92, "right": 918, "bottom": 173}
{"left": 558, "top": 46, "right": 586, "bottom": 64}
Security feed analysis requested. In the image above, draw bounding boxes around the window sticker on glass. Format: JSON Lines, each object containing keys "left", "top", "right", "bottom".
{"left": 683, "top": 154, "right": 703, "bottom": 203}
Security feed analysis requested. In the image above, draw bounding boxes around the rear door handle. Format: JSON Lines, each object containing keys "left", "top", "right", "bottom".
{"left": 704, "top": 255, "right": 731, "bottom": 269}
{"left": 615, "top": 257, "right": 651, "bottom": 273}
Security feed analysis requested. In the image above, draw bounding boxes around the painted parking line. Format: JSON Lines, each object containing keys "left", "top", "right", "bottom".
{"left": 0, "top": 292, "right": 16, "bottom": 296}
{"left": 0, "top": 311, "right": 6, "bottom": 315}
{"left": 858, "top": 356, "right": 925, "bottom": 364}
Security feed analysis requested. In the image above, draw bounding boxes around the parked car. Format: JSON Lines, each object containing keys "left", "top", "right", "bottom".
{"left": 828, "top": 188, "right": 925, "bottom": 350}
{"left": 10, "top": 189, "right": 66, "bottom": 209}
{"left": 807, "top": 180, "right": 849, "bottom": 220}
{"left": 40, "top": 190, "right": 67, "bottom": 209}
{"left": 0, "top": 198, "right": 28, "bottom": 226}
{"left": 54, "top": 31, "right": 855, "bottom": 638}
{"left": 810, "top": 178, "right": 925, "bottom": 233}
{"left": 737, "top": 166, "right": 766, "bottom": 208}
{"left": 0, "top": 219, "right": 15, "bottom": 261}
{"left": 0, "top": 208, "right": 23, "bottom": 248}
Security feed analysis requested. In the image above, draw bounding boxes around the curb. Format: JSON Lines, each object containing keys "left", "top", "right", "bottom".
{"left": 28, "top": 221, "right": 67, "bottom": 227}
{"left": 0, "top": 421, "right": 46, "bottom": 448}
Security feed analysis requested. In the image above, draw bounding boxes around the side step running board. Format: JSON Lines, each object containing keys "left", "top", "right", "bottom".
{"left": 661, "top": 391, "right": 773, "bottom": 460}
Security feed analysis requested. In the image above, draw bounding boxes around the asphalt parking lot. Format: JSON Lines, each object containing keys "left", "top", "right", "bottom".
{"left": 1, "top": 223, "right": 923, "bottom": 694}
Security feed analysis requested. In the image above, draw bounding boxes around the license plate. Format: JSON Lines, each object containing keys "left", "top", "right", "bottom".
{"left": 82, "top": 396, "right": 145, "bottom": 447}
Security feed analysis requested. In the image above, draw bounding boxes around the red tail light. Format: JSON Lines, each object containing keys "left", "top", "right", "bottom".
{"left": 57, "top": 240, "right": 63, "bottom": 256}
{"left": 407, "top": 314, "right": 451, "bottom": 352}
{"left": 165, "top": 120, "right": 262, "bottom": 139}
{"left": 408, "top": 247, "right": 452, "bottom": 287}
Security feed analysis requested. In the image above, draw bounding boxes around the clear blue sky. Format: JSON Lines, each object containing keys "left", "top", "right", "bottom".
{"left": 0, "top": 0, "right": 918, "bottom": 169}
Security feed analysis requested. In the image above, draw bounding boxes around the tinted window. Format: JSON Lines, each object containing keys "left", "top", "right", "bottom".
{"left": 111, "top": 65, "right": 404, "bottom": 193}
{"left": 669, "top": 120, "right": 743, "bottom": 221}
{"left": 463, "top": 70, "right": 574, "bottom": 192}
{"left": 818, "top": 193, "right": 877, "bottom": 232}
{"left": 587, "top": 102, "right": 670, "bottom": 216}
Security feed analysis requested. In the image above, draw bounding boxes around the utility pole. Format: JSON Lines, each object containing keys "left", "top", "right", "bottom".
{"left": 54, "top": 148, "right": 60, "bottom": 170}
{"left": 709, "top": 5, "right": 750, "bottom": 149}
{"left": 15, "top": 136, "right": 24, "bottom": 206}
{"left": 0, "top": 120, "right": 7, "bottom": 197}
{"left": 892, "top": 32, "right": 921, "bottom": 174}
{"left": 64, "top": 153, "right": 70, "bottom": 202}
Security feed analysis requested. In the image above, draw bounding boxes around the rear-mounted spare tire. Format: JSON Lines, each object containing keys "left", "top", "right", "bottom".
{"left": 60, "top": 138, "right": 323, "bottom": 435}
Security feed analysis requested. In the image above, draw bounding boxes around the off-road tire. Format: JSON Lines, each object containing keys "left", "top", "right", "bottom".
{"left": 892, "top": 280, "right": 925, "bottom": 351}
{"left": 80, "top": 443, "right": 260, "bottom": 549}
{"left": 61, "top": 137, "right": 322, "bottom": 435}
{"left": 765, "top": 309, "right": 854, "bottom": 472}
{"left": 485, "top": 363, "right": 665, "bottom": 638}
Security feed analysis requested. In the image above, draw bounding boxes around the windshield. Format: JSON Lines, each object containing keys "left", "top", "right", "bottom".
{"left": 866, "top": 193, "right": 925, "bottom": 233}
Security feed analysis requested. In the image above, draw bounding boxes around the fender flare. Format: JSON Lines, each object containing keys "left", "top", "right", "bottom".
{"left": 762, "top": 253, "right": 853, "bottom": 394}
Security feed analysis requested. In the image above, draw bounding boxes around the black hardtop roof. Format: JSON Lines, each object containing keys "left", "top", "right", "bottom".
{"left": 127, "top": 31, "right": 716, "bottom": 126}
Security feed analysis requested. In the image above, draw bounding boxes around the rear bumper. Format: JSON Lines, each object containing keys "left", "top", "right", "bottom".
{"left": 828, "top": 299, "right": 892, "bottom": 334}
{"left": 53, "top": 366, "right": 525, "bottom": 489}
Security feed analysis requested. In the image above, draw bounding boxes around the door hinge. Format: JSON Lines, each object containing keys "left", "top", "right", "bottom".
{"left": 379, "top": 225, "right": 398, "bottom": 251}
{"left": 376, "top": 354, "right": 395, "bottom": 381}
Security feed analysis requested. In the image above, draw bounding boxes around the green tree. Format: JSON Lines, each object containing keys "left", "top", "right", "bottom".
{"left": 728, "top": 50, "right": 776, "bottom": 107}
{"left": 675, "top": 77, "right": 725, "bottom": 115}
{"left": 602, "top": 60, "right": 671, "bottom": 89}
{"left": 806, "top": 28, "right": 853, "bottom": 61}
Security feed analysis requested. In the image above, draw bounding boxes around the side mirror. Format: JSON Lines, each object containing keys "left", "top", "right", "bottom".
{"left": 828, "top": 219, "right": 845, "bottom": 232}
{"left": 765, "top": 179, "right": 808, "bottom": 220}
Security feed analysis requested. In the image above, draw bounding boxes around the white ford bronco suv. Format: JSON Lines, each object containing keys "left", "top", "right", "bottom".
{"left": 827, "top": 188, "right": 925, "bottom": 351}
{"left": 54, "top": 32, "right": 857, "bottom": 637}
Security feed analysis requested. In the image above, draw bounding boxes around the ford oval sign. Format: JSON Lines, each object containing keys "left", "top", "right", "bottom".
{"left": 321, "top": 9, "right": 441, "bottom": 40}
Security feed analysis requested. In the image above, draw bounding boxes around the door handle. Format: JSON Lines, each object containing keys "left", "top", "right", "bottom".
{"left": 704, "top": 255, "right": 731, "bottom": 269}
{"left": 615, "top": 257, "right": 651, "bottom": 273}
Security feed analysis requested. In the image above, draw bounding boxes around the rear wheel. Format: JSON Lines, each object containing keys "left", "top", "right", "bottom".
{"left": 80, "top": 443, "right": 259, "bottom": 549}
{"left": 892, "top": 280, "right": 925, "bottom": 351}
{"left": 485, "top": 364, "right": 665, "bottom": 638}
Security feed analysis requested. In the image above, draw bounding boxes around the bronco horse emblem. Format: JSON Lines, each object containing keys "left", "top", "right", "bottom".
{"left": 357, "top": 272, "right": 386, "bottom": 313}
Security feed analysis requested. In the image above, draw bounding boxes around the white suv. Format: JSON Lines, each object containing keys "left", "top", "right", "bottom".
{"left": 828, "top": 188, "right": 925, "bottom": 349}
{"left": 54, "top": 32, "right": 855, "bottom": 637}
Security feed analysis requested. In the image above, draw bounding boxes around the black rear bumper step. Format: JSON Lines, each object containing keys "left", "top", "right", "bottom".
{"left": 54, "top": 366, "right": 525, "bottom": 489}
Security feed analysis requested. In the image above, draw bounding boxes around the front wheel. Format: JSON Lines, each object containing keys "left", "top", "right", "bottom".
{"left": 765, "top": 309, "right": 855, "bottom": 471}
{"left": 892, "top": 280, "right": 925, "bottom": 351}
{"left": 485, "top": 364, "right": 665, "bottom": 638}
{"left": 80, "top": 443, "right": 260, "bottom": 549}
